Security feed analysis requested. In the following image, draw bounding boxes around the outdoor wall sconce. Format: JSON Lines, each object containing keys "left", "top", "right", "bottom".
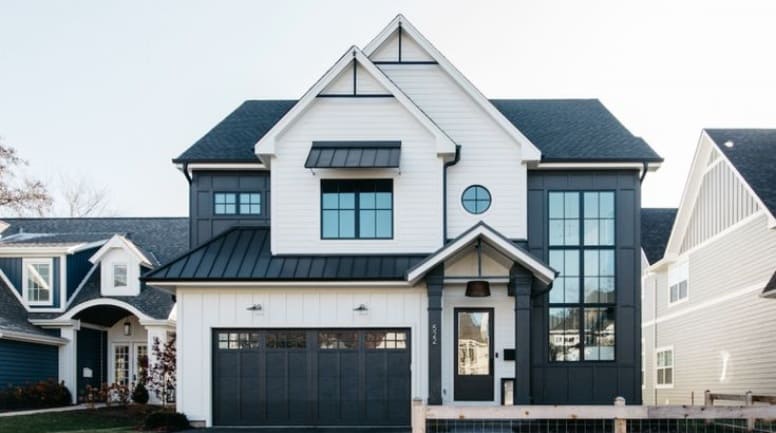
{"left": 353, "top": 304, "right": 368, "bottom": 312}
{"left": 465, "top": 238, "right": 491, "bottom": 297}
{"left": 123, "top": 320, "right": 132, "bottom": 336}
{"left": 246, "top": 304, "right": 263, "bottom": 312}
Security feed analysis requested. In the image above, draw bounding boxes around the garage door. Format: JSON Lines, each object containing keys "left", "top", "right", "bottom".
{"left": 212, "top": 328, "right": 411, "bottom": 427}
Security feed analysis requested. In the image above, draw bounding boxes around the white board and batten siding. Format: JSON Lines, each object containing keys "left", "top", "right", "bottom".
{"left": 176, "top": 286, "right": 429, "bottom": 426}
{"left": 643, "top": 213, "right": 776, "bottom": 404}
{"left": 270, "top": 96, "right": 444, "bottom": 255}
{"left": 378, "top": 63, "right": 528, "bottom": 240}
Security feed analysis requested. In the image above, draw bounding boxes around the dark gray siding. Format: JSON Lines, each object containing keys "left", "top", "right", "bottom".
{"left": 0, "top": 339, "right": 58, "bottom": 387}
{"left": 190, "top": 171, "right": 270, "bottom": 246}
{"left": 67, "top": 248, "right": 97, "bottom": 300}
{"left": 0, "top": 257, "right": 22, "bottom": 295}
{"left": 526, "top": 170, "right": 642, "bottom": 404}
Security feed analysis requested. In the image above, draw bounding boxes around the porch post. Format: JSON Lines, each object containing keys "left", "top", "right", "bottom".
{"left": 426, "top": 265, "right": 444, "bottom": 405}
{"left": 511, "top": 265, "right": 533, "bottom": 405}
{"left": 58, "top": 324, "right": 79, "bottom": 404}
{"left": 145, "top": 324, "right": 173, "bottom": 405}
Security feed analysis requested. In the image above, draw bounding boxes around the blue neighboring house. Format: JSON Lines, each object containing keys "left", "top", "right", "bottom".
{"left": 0, "top": 218, "right": 187, "bottom": 402}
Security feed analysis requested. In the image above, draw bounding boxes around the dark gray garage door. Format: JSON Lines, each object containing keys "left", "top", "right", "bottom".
{"left": 212, "top": 328, "right": 411, "bottom": 427}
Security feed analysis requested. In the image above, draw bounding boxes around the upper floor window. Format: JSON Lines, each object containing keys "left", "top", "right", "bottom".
{"left": 461, "top": 185, "right": 491, "bottom": 215}
{"left": 548, "top": 191, "right": 616, "bottom": 362}
{"left": 214, "top": 192, "right": 262, "bottom": 215}
{"left": 668, "top": 261, "right": 689, "bottom": 306}
{"left": 23, "top": 258, "right": 53, "bottom": 305}
{"left": 656, "top": 347, "right": 674, "bottom": 387}
{"left": 321, "top": 179, "right": 393, "bottom": 239}
{"left": 112, "top": 263, "right": 128, "bottom": 288}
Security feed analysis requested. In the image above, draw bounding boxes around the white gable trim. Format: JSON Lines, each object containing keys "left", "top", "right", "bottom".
{"left": 254, "top": 46, "right": 457, "bottom": 163}
{"left": 406, "top": 223, "right": 556, "bottom": 285}
{"left": 364, "top": 15, "right": 542, "bottom": 162}
{"left": 89, "top": 234, "right": 152, "bottom": 268}
{"left": 663, "top": 130, "right": 776, "bottom": 259}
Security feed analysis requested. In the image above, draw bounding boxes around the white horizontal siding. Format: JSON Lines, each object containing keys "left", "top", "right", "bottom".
{"left": 271, "top": 97, "right": 444, "bottom": 254}
{"left": 370, "top": 30, "right": 434, "bottom": 62}
{"left": 379, "top": 64, "right": 527, "bottom": 240}
{"left": 176, "top": 286, "right": 429, "bottom": 426}
{"left": 643, "top": 214, "right": 776, "bottom": 404}
{"left": 320, "top": 62, "right": 388, "bottom": 96}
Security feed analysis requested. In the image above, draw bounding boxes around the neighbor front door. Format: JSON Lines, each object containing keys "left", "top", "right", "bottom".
{"left": 454, "top": 308, "right": 494, "bottom": 401}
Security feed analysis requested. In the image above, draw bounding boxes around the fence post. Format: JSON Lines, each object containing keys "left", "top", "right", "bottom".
{"left": 412, "top": 398, "right": 426, "bottom": 433}
{"left": 745, "top": 391, "right": 755, "bottom": 432}
{"left": 614, "top": 396, "right": 627, "bottom": 433}
{"left": 704, "top": 390, "right": 712, "bottom": 407}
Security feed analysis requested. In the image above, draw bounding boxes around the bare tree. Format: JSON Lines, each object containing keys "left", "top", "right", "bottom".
{"left": 57, "top": 174, "right": 113, "bottom": 217}
{"left": 0, "top": 140, "right": 52, "bottom": 216}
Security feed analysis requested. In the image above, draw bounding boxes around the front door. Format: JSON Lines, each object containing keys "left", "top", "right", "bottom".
{"left": 454, "top": 308, "right": 494, "bottom": 401}
{"left": 112, "top": 343, "right": 147, "bottom": 386}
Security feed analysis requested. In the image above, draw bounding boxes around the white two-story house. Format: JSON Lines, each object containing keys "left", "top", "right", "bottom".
{"left": 139, "top": 15, "right": 661, "bottom": 428}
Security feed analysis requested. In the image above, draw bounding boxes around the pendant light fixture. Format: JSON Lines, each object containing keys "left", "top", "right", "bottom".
{"left": 465, "top": 238, "right": 491, "bottom": 297}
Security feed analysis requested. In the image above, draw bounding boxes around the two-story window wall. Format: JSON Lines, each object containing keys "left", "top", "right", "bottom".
{"left": 548, "top": 191, "right": 616, "bottom": 362}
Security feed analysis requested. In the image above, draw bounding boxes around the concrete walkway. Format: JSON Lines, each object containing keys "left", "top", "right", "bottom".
{"left": 0, "top": 403, "right": 106, "bottom": 417}
{"left": 182, "top": 428, "right": 411, "bottom": 433}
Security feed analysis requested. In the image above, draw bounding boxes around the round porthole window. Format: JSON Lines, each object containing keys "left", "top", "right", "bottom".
{"left": 461, "top": 185, "right": 491, "bottom": 214}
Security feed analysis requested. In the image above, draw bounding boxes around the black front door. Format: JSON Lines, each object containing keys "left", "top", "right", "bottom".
{"left": 454, "top": 308, "right": 494, "bottom": 401}
{"left": 212, "top": 328, "right": 411, "bottom": 427}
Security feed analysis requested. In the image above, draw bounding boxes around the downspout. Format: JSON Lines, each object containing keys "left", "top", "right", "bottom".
{"left": 639, "top": 160, "right": 649, "bottom": 183}
{"left": 182, "top": 162, "right": 192, "bottom": 185}
{"left": 442, "top": 145, "right": 462, "bottom": 242}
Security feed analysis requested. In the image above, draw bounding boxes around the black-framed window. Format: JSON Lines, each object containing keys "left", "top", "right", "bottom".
{"left": 548, "top": 191, "right": 616, "bottom": 362}
{"left": 214, "top": 192, "right": 262, "bottom": 215}
{"left": 321, "top": 179, "right": 393, "bottom": 239}
{"left": 461, "top": 185, "right": 491, "bottom": 214}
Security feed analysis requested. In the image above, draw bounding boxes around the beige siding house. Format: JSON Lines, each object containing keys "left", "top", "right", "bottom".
{"left": 642, "top": 129, "right": 776, "bottom": 405}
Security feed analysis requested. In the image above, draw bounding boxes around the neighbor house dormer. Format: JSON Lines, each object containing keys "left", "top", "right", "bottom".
{"left": 89, "top": 234, "right": 154, "bottom": 297}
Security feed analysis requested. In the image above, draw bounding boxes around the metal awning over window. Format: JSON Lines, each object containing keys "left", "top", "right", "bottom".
{"left": 304, "top": 141, "right": 401, "bottom": 168}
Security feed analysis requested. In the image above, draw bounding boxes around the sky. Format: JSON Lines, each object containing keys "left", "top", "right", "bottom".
{"left": 1, "top": 0, "right": 775, "bottom": 216}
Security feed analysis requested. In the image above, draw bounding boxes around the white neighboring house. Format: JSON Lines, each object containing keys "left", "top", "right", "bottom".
{"left": 143, "top": 15, "right": 662, "bottom": 428}
{"left": 0, "top": 218, "right": 187, "bottom": 403}
{"left": 642, "top": 129, "right": 776, "bottom": 405}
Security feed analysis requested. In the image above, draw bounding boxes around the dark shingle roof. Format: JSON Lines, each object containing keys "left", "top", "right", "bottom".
{"left": 0, "top": 278, "right": 56, "bottom": 338}
{"left": 705, "top": 129, "right": 776, "bottom": 217}
{"left": 173, "top": 99, "right": 661, "bottom": 164}
{"left": 641, "top": 208, "right": 678, "bottom": 264}
{"left": 1, "top": 218, "right": 189, "bottom": 264}
{"left": 143, "top": 226, "right": 425, "bottom": 282}
{"left": 491, "top": 99, "right": 661, "bottom": 162}
{"left": 67, "top": 268, "right": 175, "bottom": 320}
{"left": 763, "top": 270, "right": 776, "bottom": 297}
{"left": 173, "top": 100, "right": 296, "bottom": 163}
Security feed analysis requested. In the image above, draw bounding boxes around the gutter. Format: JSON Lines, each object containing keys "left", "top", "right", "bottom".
{"left": 0, "top": 330, "right": 68, "bottom": 346}
{"left": 182, "top": 162, "right": 192, "bottom": 185}
{"left": 442, "top": 145, "right": 462, "bottom": 241}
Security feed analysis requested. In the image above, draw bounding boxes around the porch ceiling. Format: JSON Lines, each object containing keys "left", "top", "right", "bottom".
{"left": 74, "top": 305, "right": 134, "bottom": 327}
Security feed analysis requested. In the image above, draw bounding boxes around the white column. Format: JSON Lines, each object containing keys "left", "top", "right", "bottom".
{"left": 58, "top": 325, "right": 78, "bottom": 404}
{"left": 144, "top": 324, "right": 173, "bottom": 405}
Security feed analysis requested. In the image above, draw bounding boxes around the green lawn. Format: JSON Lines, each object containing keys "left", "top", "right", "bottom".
{"left": 0, "top": 405, "right": 160, "bottom": 433}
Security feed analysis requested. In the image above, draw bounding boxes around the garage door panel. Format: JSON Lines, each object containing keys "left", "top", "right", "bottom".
{"left": 213, "top": 328, "right": 410, "bottom": 427}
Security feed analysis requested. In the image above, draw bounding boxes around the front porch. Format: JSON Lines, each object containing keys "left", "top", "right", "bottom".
{"left": 32, "top": 299, "right": 175, "bottom": 404}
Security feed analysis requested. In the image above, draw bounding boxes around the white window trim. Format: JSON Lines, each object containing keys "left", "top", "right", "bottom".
{"left": 655, "top": 346, "right": 674, "bottom": 389}
{"left": 667, "top": 279, "right": 689, "bottom": 307}
{"left": 22, "top": 258, "right": 54, "bottom": 306}
{"left": 112, "top": 263, "right": 128, "bottom": 289}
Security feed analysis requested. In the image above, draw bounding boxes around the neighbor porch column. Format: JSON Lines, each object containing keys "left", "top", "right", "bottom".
{"left": 58, "top": 323, "right": 79, "bottom": 404}
{"left": 426, "top": 265, "right": 444, "bottom": 405}
{"left": 511, "top": 265, "right": 533, "bottom": 405}
{"left": 144, "top": 323, "right": 174, "bottom": 405}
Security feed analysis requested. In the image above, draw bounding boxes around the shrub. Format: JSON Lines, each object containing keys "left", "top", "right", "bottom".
{"left": 143, "top": 411, "right": 191, "bottom": 432}
{"left": 132, "top": 382, "right": 149, "bottom": 404}
{"left": 0, "top": 380, "right": 71, "bottom": 411}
